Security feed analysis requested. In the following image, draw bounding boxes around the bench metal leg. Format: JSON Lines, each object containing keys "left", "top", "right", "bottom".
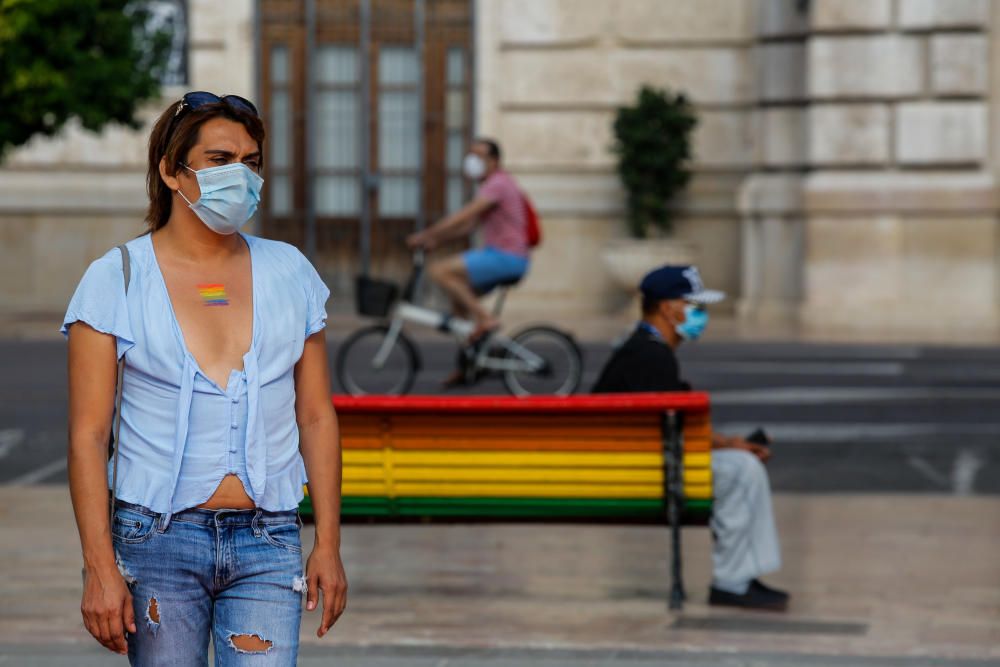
{"left": 669, "top": 503, "right": 686, "bottom": 609}
{"left": 663, "top": 411, "right": 686, "bottom": 611}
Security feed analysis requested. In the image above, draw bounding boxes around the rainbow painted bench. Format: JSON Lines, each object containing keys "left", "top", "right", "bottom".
{"left": 301, "top": 393, "right": 713, "bottom": 609}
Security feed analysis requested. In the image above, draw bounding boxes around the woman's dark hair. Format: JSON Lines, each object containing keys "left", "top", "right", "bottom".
{"left": 145, "top": 101, "right": 266, "bottom": 231}
{"left": 474, "top": 137, "right": 502, "bottom": 162}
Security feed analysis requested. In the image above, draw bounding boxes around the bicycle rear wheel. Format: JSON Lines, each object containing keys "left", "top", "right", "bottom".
{"left": 336, "top": 325, "right": 418, "bottom": 396}
{"left": 501, "top": 326, "right": 583, "bottom": 397}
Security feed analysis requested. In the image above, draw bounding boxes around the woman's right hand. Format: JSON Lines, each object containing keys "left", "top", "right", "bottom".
{"left": 81, "top": 566, "right": 136, "bottom": 655}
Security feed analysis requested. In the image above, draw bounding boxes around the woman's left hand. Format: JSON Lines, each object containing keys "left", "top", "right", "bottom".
{"left": 305, "top": 545, "right": 348, "bottom": 637}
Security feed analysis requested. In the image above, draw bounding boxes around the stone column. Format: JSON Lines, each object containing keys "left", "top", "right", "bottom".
{"left": 736, "top": 1, "right": 808, "bottom": 326}
{"left": 738, "top": 176, "right": 804, "bottom": 325}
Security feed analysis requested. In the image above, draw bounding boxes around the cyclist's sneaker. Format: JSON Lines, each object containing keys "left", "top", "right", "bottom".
{"left": 469, "top": 318, "right": 500, "bottom": 344}
{"left": 441, "top": 369, "right": 468, "bottom": 389}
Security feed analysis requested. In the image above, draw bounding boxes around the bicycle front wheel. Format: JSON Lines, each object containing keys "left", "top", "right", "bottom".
{"left": 336, "top": 325, "right": 418, "bottom": 396}
{"left": 501, "top": 326, "right": 583, "bottom": 397}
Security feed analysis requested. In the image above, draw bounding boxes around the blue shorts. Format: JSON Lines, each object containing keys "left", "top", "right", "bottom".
{"left": 463, "top": 247, "right": 529, "bottom": 294}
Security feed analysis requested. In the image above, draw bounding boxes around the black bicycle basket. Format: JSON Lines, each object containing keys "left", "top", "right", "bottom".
{"left": 355, "top": 274, "right": 400, "bottom": 318}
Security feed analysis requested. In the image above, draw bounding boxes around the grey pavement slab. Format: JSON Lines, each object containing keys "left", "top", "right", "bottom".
{"left": 2, "top": 487, "right": 999, "bottom": 664}
{"left": 2, "top": 644, "right": 999, "bottom": 666}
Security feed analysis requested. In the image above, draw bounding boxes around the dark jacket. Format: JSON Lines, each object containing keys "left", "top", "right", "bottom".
{"left": 591, "top": 325, "right": 688, "bottom": 394}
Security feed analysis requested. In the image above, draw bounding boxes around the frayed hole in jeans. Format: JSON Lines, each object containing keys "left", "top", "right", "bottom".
{"left": 228, "top": 633, "right": 273, "bottom": 654}
{"left": 144, "top": 596, "right": 160, "bottom": 636}
{"left": 115, "top": 553, "right": 136, "bottom": 586}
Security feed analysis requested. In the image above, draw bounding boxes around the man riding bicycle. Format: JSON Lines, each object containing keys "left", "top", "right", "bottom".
{"left": 406, "top": 138, "right": 530, "bottom": 344}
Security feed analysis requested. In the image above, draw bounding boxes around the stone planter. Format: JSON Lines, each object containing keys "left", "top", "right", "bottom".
{"left": 601, "top": 238, "right": 698, "bottom": 293}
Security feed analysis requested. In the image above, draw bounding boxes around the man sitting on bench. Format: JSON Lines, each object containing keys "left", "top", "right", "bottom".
{"left": 592, "top": 265, "right": 789, "bottom": 612}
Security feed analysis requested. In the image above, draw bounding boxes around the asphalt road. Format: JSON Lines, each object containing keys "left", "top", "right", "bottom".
{"left": 2, "top": 338, "right": 999, "bottom": 494}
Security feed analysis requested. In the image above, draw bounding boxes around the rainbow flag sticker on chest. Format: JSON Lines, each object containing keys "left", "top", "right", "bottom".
{"left": 197, "top": 284, "right": 229, "bottom": 306}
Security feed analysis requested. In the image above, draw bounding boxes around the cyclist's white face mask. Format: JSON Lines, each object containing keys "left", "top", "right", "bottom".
{"left": 463, "top": 153, "right": 486, "bottom": 180}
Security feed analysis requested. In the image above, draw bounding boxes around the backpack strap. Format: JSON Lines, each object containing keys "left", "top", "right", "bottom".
{"left": 109, "top": 245, "right": 131, "bottom": 521}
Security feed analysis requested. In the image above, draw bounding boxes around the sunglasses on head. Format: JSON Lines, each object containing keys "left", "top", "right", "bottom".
{"left": 165, "top": 91, "right": 260, "bottom": 143}
{"left": 174, "top": 91, "right": 259, "bottom": 118}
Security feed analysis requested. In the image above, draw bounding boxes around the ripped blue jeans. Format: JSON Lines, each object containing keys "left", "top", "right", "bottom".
{"left": 112, "top": 501, "right": 305, "bottom": 666}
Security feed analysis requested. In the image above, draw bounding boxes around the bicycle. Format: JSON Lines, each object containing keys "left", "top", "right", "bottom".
{"left": 336, "top": 250, "right": 584, "bottom": 396}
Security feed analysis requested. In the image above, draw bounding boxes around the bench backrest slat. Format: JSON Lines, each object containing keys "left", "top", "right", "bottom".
{"left": 317, "top": 393, "right": 713, "bottom": 521}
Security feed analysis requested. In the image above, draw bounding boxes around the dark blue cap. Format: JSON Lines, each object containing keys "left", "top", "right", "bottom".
{"left": 639, "top": 265, "right": 726, "bottom": 304}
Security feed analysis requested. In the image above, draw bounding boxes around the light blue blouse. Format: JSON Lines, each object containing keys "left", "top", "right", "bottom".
{"left": 61, "top": 233, "right": 330, "bottom": 515}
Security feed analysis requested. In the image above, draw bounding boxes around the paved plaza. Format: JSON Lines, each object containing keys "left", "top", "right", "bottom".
{"left": 3, "top": 339, "right": 999, "bottom": 664}
{"left": 1, "top": 486, "right": 998, "bottom": 665}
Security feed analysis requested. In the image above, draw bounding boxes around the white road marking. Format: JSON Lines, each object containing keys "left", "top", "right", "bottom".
{"left": 7, "top": 457, "right": 68, "bottom": 485}
{"left": 906, "top": 456, "right": 949, "bottom": 488}
{"left": 683, "top": 361, "right": 905, "bottom": 376}
{"left": 0, "top": 429, "right": 26, "bottom": 458}
{"left": 715, "top": 422, "right": 1000, "bottom": 443}
{"left": 712, "top": 386, "right": 1000, "bottom": 406}
{"left": 952, "top": 449, "right": 985, "bottom": 496}
{"left": 682, "top": 346, "right": 926, "bottom": 360}
{"left": 906, "top": 450, "right": 985, "bottom": 495}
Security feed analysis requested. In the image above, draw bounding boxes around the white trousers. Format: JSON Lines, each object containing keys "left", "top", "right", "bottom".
{"left": 709, "top": 449, "right": 782, "bottom": 593}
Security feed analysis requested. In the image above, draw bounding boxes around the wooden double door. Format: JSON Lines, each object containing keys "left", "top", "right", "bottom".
{"left": 259, "top": 0, "right": 474, "bottom": 299}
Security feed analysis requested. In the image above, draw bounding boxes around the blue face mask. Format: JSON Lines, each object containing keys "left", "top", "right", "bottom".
{"left": 676, "top": 304, "right": 709, "bottom": 341}
{"left": 178, "top": 162, "right": 264, "bottom": 235}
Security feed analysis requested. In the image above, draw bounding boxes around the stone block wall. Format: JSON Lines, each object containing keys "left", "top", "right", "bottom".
{"left": 740, "top": 0, "right": 999, "bottom": 340}
{"left": 478, "top": 0, "right": 756, "bottom": 324}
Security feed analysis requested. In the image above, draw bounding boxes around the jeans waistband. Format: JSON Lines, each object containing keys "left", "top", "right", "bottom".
{"left": 114, "top": 500, "right": 299, "bottom": 528}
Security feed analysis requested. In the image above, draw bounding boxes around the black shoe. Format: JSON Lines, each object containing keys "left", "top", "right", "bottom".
{"left": 750, "top": 579, "right": 790, "bottom": 602}
{"left": 709, "top": 583, "right": 789, "bottom": 612}
{"left": 440, "top": 369, "right": 468, "bottom": 389}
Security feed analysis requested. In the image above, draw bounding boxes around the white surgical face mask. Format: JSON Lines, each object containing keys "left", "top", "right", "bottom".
{"left": 177, "top": 162, "right": 264, "bottom": 235}
{"left": 462, "top": 153, "right": 486, "bottom": 180}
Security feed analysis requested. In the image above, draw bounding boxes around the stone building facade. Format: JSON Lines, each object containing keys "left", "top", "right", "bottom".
{"left": 742, "top": 0, "right": 1000, "bottom": 339}
{"left": 1, "top": 0, "right": 997, "bottom": 341}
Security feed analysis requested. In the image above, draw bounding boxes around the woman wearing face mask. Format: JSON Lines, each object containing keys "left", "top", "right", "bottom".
{"left": 63, "top": 92, "right": 347, "bottom": 664}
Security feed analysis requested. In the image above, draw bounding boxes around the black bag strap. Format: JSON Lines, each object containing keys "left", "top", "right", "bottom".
{"left": 109, "top": 244, "right": 131, "bottom": 522}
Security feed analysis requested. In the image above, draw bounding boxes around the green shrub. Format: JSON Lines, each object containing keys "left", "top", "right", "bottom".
{"left": 0, "top": 0, "right": 171, "bottom": 158}
{"left": 612, "top": 86, "right": 698, "bottom": 238}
